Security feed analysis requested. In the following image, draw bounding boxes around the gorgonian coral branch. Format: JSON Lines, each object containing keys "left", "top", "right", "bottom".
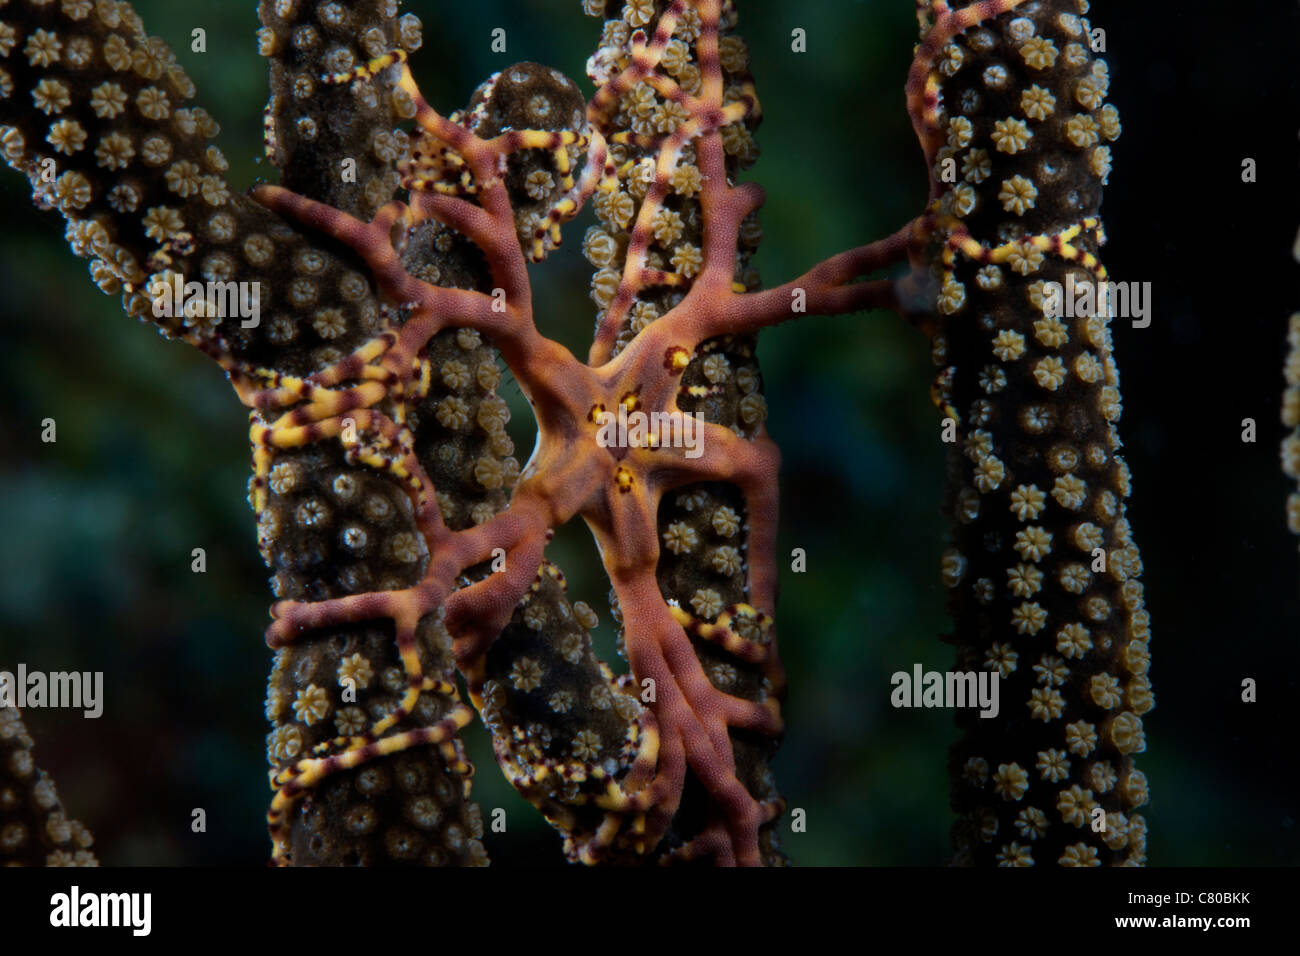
{"left": 911, "top": 0, "right": 1152, "bottom": 866}
{"left": 258, "top": 0, "right": 422, "bottom": 220}
{"left": 0, "top": 706, "right": 97, "bottom": 866}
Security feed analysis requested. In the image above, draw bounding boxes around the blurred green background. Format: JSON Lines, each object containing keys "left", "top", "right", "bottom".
{"left": 1, "top": 0, "right": 1297, "bottom": 865}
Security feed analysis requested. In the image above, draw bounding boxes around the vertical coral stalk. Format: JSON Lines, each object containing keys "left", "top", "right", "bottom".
{"left": 1282, "top": 311, "right": 1300, "bottom": 537}
{"left": 254, "top": 0, "right": 490, "bottom": 868}
{"left": 913, "top": 0, "right": 1153, "bottom": 865}
{"left": 0, "top": 0, "right": 494, "bottom": 865}
{"left": 580, "top": 0, "right": 786, "bottom": 865}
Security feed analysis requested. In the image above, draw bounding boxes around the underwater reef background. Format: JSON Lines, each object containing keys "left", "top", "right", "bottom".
{"left": 0, "top": 0, "right": 1296, "bottom": 865}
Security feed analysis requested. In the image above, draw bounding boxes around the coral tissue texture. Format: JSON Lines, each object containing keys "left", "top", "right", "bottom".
{"left": 1, "top": 706, "right": 98, "bottom": 866}
{"left": 580, "top": 0, "right": 784, "bottom": 865}
{"left": 914, "top": 0, "right": 1152, "bottom": 866}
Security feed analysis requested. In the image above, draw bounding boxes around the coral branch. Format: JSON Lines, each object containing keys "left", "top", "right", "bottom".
{"left": 912, "top": 0, "right": 1151, "bottom": 866}
{"left": 0, "top": 706, "right": 97, "bottom": 867}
